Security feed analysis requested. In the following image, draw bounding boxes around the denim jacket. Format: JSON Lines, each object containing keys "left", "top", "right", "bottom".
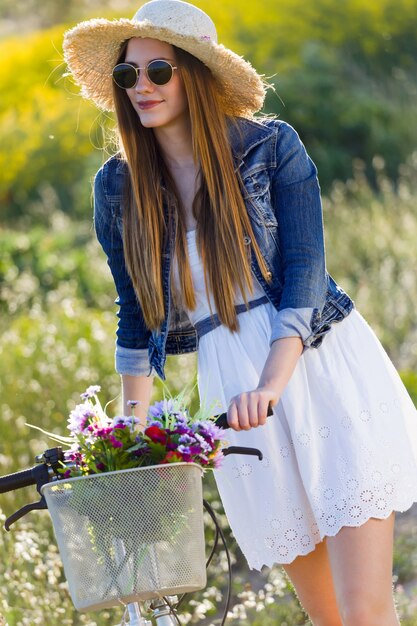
{"left": 94, "top": 117, "right": 354, "bottom": 380}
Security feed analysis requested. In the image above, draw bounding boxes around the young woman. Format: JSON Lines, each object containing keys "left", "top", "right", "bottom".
{"left": 64, "top": 2, "right": 417, "bottom": 624}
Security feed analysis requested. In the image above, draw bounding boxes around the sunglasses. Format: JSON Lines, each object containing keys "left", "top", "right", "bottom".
{"left": 112, "top": 60, "right": 178, "bottom": 89}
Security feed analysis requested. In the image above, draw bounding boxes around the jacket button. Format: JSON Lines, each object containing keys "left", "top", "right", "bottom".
{"left": 266, "top": 271, "right": 272, "bottom": 280}
{"left": 243, "top": 235, "right": 251, "bottom": 245}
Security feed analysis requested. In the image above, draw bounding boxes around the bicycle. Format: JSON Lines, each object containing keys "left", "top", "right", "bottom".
{"left": 0, "top": 410, "right": 269, "bottom": 626}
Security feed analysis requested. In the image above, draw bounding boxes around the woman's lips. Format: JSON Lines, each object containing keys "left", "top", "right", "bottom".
{"left": 138, "top": 101, "right": 162, "bottom": 110}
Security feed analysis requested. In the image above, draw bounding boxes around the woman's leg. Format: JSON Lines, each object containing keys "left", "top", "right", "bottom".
{"left": 282, "top": 538, "right": 343, "bottom": 626}
{"left": 325, "top": 512, "right": 399, "bottom": 626}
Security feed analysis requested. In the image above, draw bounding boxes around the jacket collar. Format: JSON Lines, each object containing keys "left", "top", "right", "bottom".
{"left": 227, "top": 117, "right": 276, "bottom": 168}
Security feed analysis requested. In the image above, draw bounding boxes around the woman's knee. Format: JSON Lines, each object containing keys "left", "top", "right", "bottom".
{"left": 338, "top": 595, "right": 398, "bottom": 626}
{"left": 289, "top": 593, "right": 343, "bottom": 626}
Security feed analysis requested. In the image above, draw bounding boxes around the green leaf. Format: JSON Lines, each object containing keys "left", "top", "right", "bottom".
{"left": 25, "top": 422, "right": 74, "bottom": 445}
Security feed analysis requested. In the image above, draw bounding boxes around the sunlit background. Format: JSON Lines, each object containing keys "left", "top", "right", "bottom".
{"left": 1, "top": 0, "right": 417, "bottom": 624}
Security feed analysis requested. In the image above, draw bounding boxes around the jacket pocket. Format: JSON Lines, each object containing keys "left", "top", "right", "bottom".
{"left": 242, "top": 171, "right": 277, "bottom": 228}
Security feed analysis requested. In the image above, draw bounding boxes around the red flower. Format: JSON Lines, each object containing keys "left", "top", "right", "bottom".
{"left": 144, "top": 425, "right": 168, "bottom": 444}
{"left": 161, "top": 451, "right": 184, "bottom": 464}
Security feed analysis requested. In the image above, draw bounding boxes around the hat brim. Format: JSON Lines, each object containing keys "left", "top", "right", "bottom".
{"left": 63, "top": 18, "right": 266, "bottom": 116}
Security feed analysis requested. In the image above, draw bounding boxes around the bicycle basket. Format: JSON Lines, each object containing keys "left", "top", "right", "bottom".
{"left": 41, "top": 463, "right": 207, "bottom": 612}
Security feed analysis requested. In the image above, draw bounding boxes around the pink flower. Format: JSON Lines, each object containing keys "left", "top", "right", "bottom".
{"left": 109, "top": 435, "right": 123, "bottom": 449}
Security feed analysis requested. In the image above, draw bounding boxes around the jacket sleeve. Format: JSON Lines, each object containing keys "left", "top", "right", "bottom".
{"left": 94, "top": 165, "right": 153, "bottom": 376}
{"left": 269, "top": 122, "right": 328, "bottom": 348}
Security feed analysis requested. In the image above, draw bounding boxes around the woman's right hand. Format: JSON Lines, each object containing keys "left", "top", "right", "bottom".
{"left": 226, "top": 387, "right": 278, "bottom": 431}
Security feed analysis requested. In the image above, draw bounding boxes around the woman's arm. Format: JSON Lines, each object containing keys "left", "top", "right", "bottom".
{"left": 122, "top": 374, "right": 154, "bottom": 428}
{"left": 94, "top": 165, "right": 153, "bottom": 375}
{"left": 227, "top": 335, "right": 303, "bottom": 431}
{"left": 226, "top": 124, "right": 327, "bottom": 431}
{"left": 269, "top": 121, "right": 328, "bottom": 348}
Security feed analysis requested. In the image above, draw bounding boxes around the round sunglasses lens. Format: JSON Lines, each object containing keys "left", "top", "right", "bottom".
{"left": 112, "top": 64, "right": 137, "bottom": 89}
{"left": 147, "top": 60, "right": 173, "bottom": 85}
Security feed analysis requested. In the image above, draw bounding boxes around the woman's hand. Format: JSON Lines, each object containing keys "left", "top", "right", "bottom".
{"left": 227, "top": 387, "right": 279, "bottom": 431}
{"left": 226, "top": 336, "right": 304, "bottom": 432}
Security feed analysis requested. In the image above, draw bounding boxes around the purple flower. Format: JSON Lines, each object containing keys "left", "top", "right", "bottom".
{"left": 80, "top": 385, "right": 101, "bottom": 400}
{"left": 193, "top": 421, "right": 224, "bottom": 441}
{"left": 193, "top": 433, "right": 212, "bottom": 453}
{"left": 148, "top": 399, "right": 178, "bottom": 418}
{"left": 68, "top": 403, "right": 96, "bottom": 434}
{"left": 112, "top": 415, "right": 140, "bottom": 429}
{"left": 189, "top": 445, "right": 202, "bottom": 455}
{"left": 177, "top": 445, "right": 191, "bottom": 455}
{"left": 127, "top": 400, "right": 141, "bottom": 408}
{"left": 179, "top": 433, "right": 194, "bottom": 445}
{"left": 175, "top": 411, "right": 189, "bottom": 424}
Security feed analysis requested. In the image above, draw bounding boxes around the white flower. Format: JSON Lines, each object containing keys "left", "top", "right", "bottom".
{"left": 80, "top": 385, "right": 101, "bottom": 400}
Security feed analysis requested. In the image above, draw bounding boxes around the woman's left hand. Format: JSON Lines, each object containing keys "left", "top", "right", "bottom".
{"left": 227, "top": 387, "right": 279, "bottom": 431}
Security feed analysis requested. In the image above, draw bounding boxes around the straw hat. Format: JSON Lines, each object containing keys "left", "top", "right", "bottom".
{"left": 63, "top": 0, "right": 266, "bottom": 116}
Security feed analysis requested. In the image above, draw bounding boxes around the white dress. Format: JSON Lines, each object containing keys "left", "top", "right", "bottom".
{"left": 185, "top": 230, "right": 417, "bottom": 570}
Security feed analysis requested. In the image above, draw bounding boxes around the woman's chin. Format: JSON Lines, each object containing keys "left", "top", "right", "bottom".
{"left": 136, "top": 111, "right": 163, "bottom": 128}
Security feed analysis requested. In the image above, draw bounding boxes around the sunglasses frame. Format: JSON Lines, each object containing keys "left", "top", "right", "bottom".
{"left": 112, "top": 60, "right": 178, "bottom": 89}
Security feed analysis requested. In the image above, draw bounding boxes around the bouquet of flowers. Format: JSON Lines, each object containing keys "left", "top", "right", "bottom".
{"left": 28, "top": 385, "right": 226, "bottom": 609}
{"left": 30, "top": 385, "right": 226, "bottom": 478}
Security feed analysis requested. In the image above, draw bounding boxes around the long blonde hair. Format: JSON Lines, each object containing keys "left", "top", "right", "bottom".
{"left": 112, "top": 41, "right": 270, "bottom": 332}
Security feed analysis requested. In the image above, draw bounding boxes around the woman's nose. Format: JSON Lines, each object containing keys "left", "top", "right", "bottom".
{"left": 135, "top": 69, "right": 154, "bottom": 93}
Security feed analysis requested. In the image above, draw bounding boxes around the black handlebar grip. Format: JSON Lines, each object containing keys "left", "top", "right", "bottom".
{"left": 214, "top": 413, "right": 229, "bottom": 429}
{"left": 0, "top": 467, "right": 36, "bottom": 494}
{"left": 215, "top": 403, "right": 274, "bottom": 429}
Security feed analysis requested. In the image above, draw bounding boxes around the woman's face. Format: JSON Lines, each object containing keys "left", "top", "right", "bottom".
{"left": 124, "top": 38, "right": 189, "bottom": 131}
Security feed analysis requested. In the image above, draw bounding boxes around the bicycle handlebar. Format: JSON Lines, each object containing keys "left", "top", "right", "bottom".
{"left": 0, "top": 467, "right": 38, "bottom": 494}
{"left": 214, "top": 403, "right": 273, "bottom": 429}
{"left": 0, "top": 446, "right": 65, "bottom": 495}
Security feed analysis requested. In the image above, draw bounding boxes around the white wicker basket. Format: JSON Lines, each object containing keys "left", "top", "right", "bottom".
{"left": 41, "top": 463, "right": 206, "bottom": 611}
